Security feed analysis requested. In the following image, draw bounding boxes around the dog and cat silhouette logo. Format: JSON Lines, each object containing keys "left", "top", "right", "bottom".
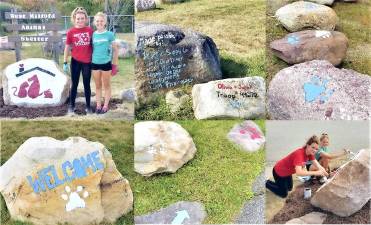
{"left": 12, "top": 64, "right": 54, "bottom": 99}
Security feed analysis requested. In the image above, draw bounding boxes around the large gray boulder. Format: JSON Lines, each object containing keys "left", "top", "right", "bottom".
{"left": 2, "top": 58, "right": 70, "bottom": 107}
{"left": 135, "top": 22, "right": 222, "bottom": 101}
{"left": 275, "top": 1, "right": 338, "bottom": 31}
{"left": 0, "top": 137, "right": 133, "bottom": 225}
{"left": 270, "top": 30, "right": 348, "bottom": 66}
{"left": 311, "top": 149, "right": 370, "bottom": 217}
{"left": 134, "top": 121, "right": 197, "bottom": 176}
{"left": 135, "top": 201, "right": 206, "bottom": 224}
{"left": 268, "top": 60, "right": 370, "bottom": 120}
{"left": 192, "top": 77, "right": 266, "bottom": 119}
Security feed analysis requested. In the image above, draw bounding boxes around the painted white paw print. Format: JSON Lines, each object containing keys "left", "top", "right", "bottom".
{"left": 61, "top": 186, "right": 89, "bottom": 212}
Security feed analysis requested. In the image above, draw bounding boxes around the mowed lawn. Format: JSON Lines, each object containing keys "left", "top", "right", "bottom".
{"left": 0, "top": 121, "right": 134, "bottom": 225}
{"left": 266, "top": 0, "right": 371, "bottom": 83}
{"left": 0, "top": 33, "right": 135, "bottom": 97}
{"left": 136, "top": 0, "right": 266, "bottom": 78}
{"left": 133, "top": 120, "right": 265, "bottom": 224}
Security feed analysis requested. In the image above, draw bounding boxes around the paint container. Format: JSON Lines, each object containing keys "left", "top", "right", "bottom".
{"left": 304, "top": 188, "right": 311, "bottom": 199}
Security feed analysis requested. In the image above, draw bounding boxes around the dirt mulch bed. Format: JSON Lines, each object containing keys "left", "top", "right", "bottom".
{"left": 269, "top": 181, "right": 370, "bottom": 224}
{"left": 0, "top": 88, "right": 123, "bottom": 119}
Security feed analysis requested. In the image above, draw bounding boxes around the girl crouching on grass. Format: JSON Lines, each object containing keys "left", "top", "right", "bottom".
{"left": 92, "top": 12, "right": 118, "bottom": 114}
{"left": 64, "top": 7, "right": 93, "bottom": 114}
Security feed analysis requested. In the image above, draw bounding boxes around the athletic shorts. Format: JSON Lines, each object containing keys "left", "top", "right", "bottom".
{"left": 91, "top": 61, "right": 112, "bottom": 71}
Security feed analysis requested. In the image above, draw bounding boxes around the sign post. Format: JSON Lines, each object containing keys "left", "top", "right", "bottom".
{"left": 5, "top": 11, "right": 61, "bottom": 63}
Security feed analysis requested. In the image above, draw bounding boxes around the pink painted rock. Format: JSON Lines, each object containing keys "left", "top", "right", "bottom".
{"left": 227, "top": 121, "right": 265, "bottom": 152}
{"left": 270, "top": 30, "right": 348, "bottom": 66}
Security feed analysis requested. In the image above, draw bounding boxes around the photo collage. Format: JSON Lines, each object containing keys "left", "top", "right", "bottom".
{"left": 0, "top": 0, "right": 369, "bottom": 224}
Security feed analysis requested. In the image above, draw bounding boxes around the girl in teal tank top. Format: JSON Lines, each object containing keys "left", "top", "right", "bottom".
{"left": 91, "top": 12, "right": 119, "bottom": 114}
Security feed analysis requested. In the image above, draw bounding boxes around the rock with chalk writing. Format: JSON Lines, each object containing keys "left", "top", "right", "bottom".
{"left": 135, "top": 0, "right": 156, "bottom": 12}
{"left": 268, "top": 60, "right": 370, "bottom": 120}
{"left": 227, "top": 121, "right": 265, "bottom": 152}
{"left": 192, "top": 77, "right": 266, "bottom": 120}
{"left": 270, "top": 30, "right": 348, "bottom": 66}
{"left": 2, "top": 58, "right": 70, "bottom": 108}
{"left": 135, "top": 201, "right": 206, "bottom": 224}
{"left": 275, "top": 1, "right": 338, "bottom": 32}
{"left": 311, "top": 149, "right": 370, "bottom": 217}
{"left": 0, "top": 137, "right": 133, "bottom": 225}
{"left": 134, "top": 121, "right": 196, "bottom": 176}
{"left": 135, "top": 21, "right": 222, "bottom": 102}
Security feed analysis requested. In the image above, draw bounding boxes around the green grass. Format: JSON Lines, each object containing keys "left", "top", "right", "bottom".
{"left": 0, "top": 33, "right": 135, "bottom": 97}
{"left": 133, "top": 120, "right": 265, "bottom": 224}
{"left": 266, "top": 0, "right": 371, "bottom": 83}
{"left": 0, "top": 121, "right": 134, "bottom": 225}
{"left": 137, "top": 0, "right": 266, "bottom": 78}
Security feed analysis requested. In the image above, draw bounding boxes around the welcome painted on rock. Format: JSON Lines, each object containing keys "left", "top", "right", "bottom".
{"left": 26, "top": 151, "right": 104, "bottom": 194}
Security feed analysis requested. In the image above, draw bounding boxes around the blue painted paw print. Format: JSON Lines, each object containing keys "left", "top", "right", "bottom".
{"left": 303, "top": 75, "right": 335, "bottom": 104}
{"left": 287, "top": 35, "right": 300, "bottom": 45}
{"left": 229, "top": 99, "right": 242, "bottom": 109}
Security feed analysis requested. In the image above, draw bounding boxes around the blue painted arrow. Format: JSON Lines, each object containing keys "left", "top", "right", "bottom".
{"left": 171, "top": 210, "right": 190, "bottom": 224}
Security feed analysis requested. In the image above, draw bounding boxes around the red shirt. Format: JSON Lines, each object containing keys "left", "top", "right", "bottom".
{"left": 274, "top": 147, "right": 315, "bottom": 177}
{"left": 66, "top": 26, "right": 93, "bottom": 63}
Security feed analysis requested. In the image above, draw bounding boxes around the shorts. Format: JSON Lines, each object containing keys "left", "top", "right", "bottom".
{"left": 91, "top": 61, "right": 112, "bottom": 71}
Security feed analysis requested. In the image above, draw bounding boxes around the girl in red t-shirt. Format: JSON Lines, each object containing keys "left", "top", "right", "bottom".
{"left": 266, "top": 135, "right": 328, "bottom": 198}
{"left": 63, "top": 7, "right": 94, "bottom": 114}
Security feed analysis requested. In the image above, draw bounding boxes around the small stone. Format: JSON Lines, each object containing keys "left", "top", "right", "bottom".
{"left": 227, "top": 121, "right": 265, "bottom": 152}
{"left": 116, "top": 39, "right": 134, "bottom": 59}
{"left": 286, "top": 212, "right": 327, "bottom": 224}
{"left": 165, "top": 90, "right": 190, "bottom": 113}
{"left": 235, "top": 195, "right": 265, "bottom": 224}
{"left": 135, "top": 201, "right": 206, "bottom": 224}
{"left": 121, "top": 88, "right": 137, "bottom": 102}
{"left": 134, "top": 121, "right": 197, "bottom": 176}
{"left": 135, "top": 0, "right": 156, "bottom": 12}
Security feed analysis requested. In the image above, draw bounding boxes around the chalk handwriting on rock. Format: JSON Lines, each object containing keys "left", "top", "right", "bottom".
{"left": 61, "top": 185, "right": 89, "bottom": 212}
{"left": 303, "top": 75, "right": 335, "bottom": 104}
{"left": 26, "top": 151, "right": 104, "bottom": 194}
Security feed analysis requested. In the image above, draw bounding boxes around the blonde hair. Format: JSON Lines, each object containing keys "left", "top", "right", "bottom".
{"left": 71, "top": 7, "right": 88, "bottom": 24}
{"left": 320, "top": 133, "right": 329, "bottom": 141}
{"left": 93, "top": 12, "right": 107, "bottom": 27}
